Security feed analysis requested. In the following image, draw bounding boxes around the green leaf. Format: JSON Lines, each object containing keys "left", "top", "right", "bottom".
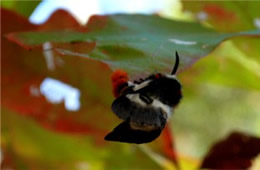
{"left": 6, "top": 14, "right": 260, "bottom": 75}
{"left": 1, "top": 0, "right": 41, "bottom": 18}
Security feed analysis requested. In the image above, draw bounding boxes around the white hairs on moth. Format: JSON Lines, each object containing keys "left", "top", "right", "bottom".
{"left": 126, "top": 94, "right": 172, "bottom": 119}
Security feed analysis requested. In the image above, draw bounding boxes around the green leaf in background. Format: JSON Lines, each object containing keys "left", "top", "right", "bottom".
{"left": 1, "top": 0, "right": 41, "bottom": 18}
{"left": 6, "top": 14, "right": 260, "bottom": 75}
{"left": 180, "top": 40, "right": 260, "bottom": 90}
{"left": 181, "top": 1, "right": 260, "bottom": 67}
{"left": 178, "top": 1, "right": 260, "bottom": 91}
{"left": 171, "top": 82, "right": 260, "bottom": 160}
{"left": 2, "top": 109, "right": 105, "bottom": 169}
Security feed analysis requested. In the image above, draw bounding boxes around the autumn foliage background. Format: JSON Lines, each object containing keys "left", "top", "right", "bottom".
{"left": 1, "top": 1, "right": 260, "bottom": 169}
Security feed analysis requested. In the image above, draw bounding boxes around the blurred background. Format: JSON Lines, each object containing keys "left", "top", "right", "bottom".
{"left": 1, "top": 0, "right": 260, "bottom": 169}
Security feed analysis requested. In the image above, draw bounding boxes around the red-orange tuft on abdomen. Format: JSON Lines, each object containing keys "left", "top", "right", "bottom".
{"left": 111, "top": 69, "right": 129, "bottom": 97}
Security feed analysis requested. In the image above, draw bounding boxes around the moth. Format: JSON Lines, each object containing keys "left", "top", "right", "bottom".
{"left": 105, "top": 51, "right": 182, "bottom": 144}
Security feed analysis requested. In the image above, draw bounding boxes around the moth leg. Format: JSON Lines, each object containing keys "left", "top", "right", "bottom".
{"left": 139, "top": 78, "right": 144, "bottom": 82}
{"left": 139, "top": 93, "right": 153, "bottom": 104}
{"left": 134, "top": 78, "right": 144, "bottom": 84}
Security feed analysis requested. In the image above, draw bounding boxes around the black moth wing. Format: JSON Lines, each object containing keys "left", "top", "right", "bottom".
{"left": 104, "top": 121, "right": 163, "bottom": 144}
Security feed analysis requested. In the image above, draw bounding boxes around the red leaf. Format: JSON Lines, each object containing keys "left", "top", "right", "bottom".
{"left": 161, "top": 124, "right": 179, "bottom": 168}
{"left": 1, "top": 8, "right": 37, "bottom": 33}
{"left": 39, "top": 9, "right": 81, "bottom": 31}
{"left": 1, "top": 8, "right": 37, "bottom": 49}
{"left": 84, "top": 15, "right": 108, "bottom": 32}
{"left": 203, "top": 4, "right": 236, "bottom": 21}
{"left": 200, "top": 131, "right": 260, "bottom": 169}
{"left": 1, "top": 8, "right": 113, "bottom": 141}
